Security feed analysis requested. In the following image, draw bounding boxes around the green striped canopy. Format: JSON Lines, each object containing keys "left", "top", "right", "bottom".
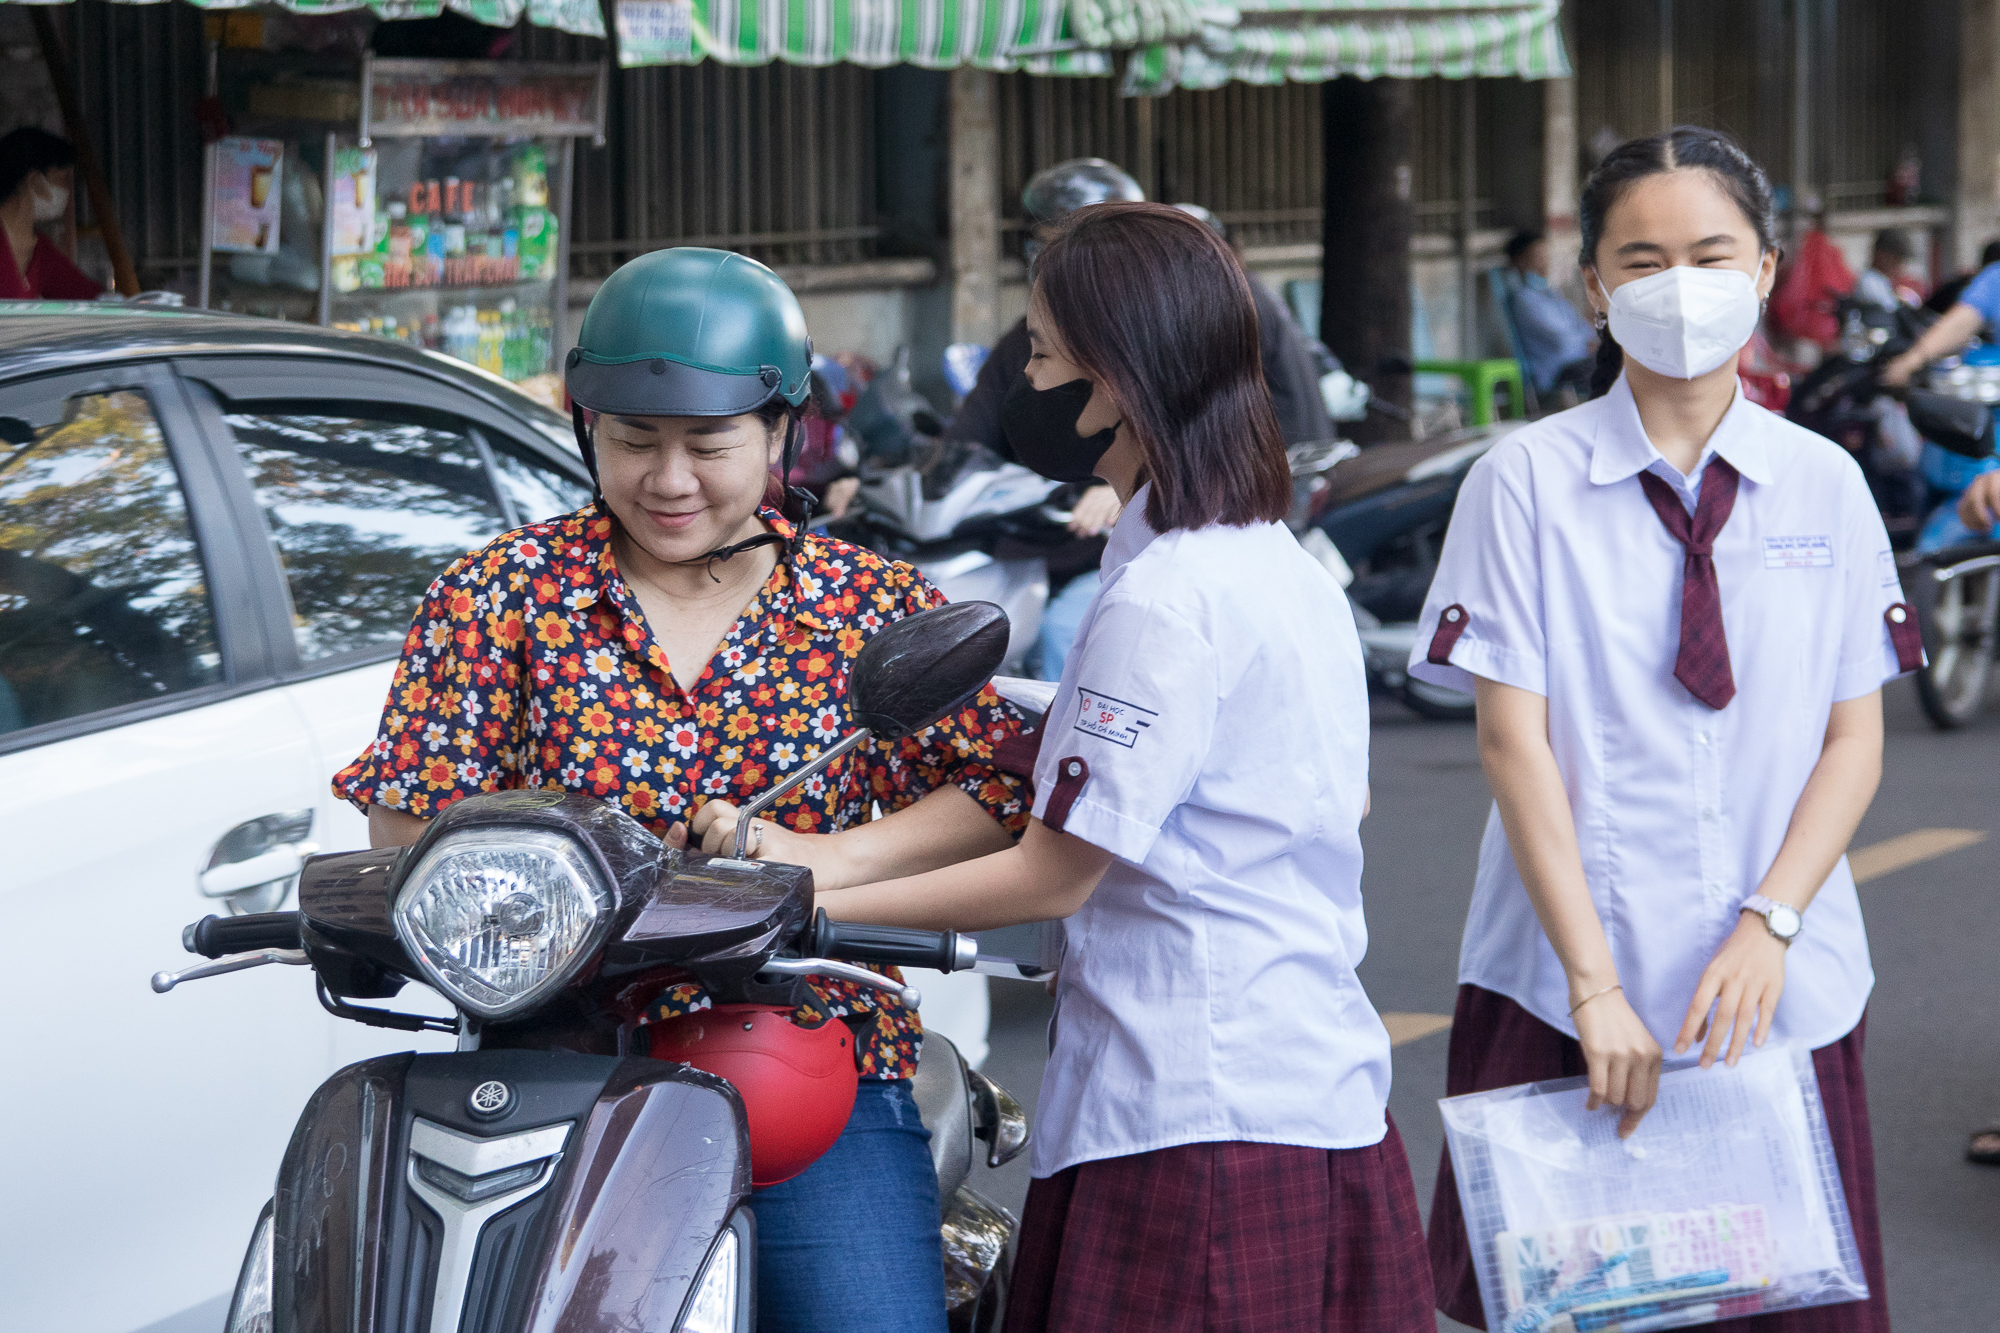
{"left": 5, "top": 0, "right": 605, "bottom": 38}
{"left": 615, "top": 0, "right": 1567, "bottom": 87}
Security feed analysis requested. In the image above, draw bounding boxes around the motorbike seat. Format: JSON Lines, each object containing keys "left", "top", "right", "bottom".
{"left": 911, "top": 1032, "right": 975, "bottom": 1209}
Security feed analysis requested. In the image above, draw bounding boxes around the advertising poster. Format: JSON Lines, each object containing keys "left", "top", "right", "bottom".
{"left": 212, "top": 137, "right": 284, "bottom": 255}
{"left": 329, "top": 146, "right": 377, "bottom": 256}
{"left": 616, "top": 0, "right": 695, "bottom": 66}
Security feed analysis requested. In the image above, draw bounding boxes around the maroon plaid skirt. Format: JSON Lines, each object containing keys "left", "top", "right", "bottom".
{"left": 1427, "top": 985, "right": 1889, "bottom": 1332}
{"left": 1005, "top": 1120, "right": 1436, "bottom": 1332}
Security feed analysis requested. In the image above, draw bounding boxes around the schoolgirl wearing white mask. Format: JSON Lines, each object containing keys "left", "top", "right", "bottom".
{"left": 1414, "top": 128, "right": 1912, "bottom": 1332}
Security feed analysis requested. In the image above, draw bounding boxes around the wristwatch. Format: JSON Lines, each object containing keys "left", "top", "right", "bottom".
{"left": 1741, "top": 894, "right": 1803, "bottom": 944}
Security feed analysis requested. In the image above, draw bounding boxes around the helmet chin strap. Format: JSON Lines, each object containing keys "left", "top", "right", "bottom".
{"left": 671, "top": 413, "right": 818, "bottom": 584}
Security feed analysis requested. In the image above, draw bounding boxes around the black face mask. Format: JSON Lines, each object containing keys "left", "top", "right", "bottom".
{"left": 1000, "top": 375, "right": 1119, "bottom": 484}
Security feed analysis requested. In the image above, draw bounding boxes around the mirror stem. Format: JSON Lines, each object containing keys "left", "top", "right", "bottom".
{"left": 732, "top": 728, "right": 875, "bottom": 859}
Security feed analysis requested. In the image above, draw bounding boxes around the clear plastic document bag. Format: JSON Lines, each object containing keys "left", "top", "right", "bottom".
{"left": 1440, "top": 1043, "right": 1868, "bottom": 1333}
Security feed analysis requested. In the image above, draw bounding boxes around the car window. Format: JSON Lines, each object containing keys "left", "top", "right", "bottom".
{"left": 487, "top": 433, "right": 592, "bottom": 525}
{"left": 223, "top": 406, "right": 507, "bottom": 663}
{"left": 0, "top": 389, "right": 222, "bottom": 734}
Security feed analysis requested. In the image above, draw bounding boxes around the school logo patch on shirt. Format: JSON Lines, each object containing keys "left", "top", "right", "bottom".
{"left": 1073, "top": 689, "right": 1157, "bottom": 748}
{"left": 1763, "top": 535, "right": 1834, "bottom": 569}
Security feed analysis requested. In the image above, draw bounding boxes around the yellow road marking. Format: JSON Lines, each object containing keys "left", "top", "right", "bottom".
{"left": 1382, "top": 1012, "right": 1453, "bottom": 1047}
{"left": 1850, "top": 828, "right": 1988, "bottom": 884}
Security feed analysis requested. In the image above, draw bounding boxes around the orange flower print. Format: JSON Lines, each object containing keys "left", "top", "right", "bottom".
{"left": 333, "top": 508, "right": 1031, "bottom": 1091}
{"left": 534, "top": 611, "right": 574, "bottom": 648}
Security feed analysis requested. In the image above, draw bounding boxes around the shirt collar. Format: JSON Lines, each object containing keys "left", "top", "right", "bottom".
{"left": 1587, "top": 373, "right": 1773, "bottom": 489}
{"left": 579, "top": 501, "right": 814, "bottom": 627}
{"left": 1100, "top": 484, "right": 1159, "bottom": 575}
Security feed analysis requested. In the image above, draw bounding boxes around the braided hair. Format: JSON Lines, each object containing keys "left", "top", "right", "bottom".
{"left": 1580, "top": 127, "right": 1778, "bottom": 398}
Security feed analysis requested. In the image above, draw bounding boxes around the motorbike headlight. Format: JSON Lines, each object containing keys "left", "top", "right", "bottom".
{"left": 679, "top": 1225, "right": 740, "bottom": 1333}
{"left": 225, "top": 1205, "right": 273, "bottom": 1333}
{"left": 393, "top": 827, "right": 613, "bottom": 1021}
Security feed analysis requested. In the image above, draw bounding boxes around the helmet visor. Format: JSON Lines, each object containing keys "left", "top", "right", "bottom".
{"left": 566, "top": 350, "right": 785, "bottom": 419}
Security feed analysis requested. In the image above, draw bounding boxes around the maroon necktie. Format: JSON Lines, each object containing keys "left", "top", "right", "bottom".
{"left": 1635, "top": 457, "right": 1740, "bottom": 709}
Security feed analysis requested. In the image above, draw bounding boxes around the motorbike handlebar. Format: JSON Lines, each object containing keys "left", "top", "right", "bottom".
{"left": 806, "top": 909, "right": 978, "bottom": 973}
{"left": 183, "top": 911, "right": 303, "bottom": 959}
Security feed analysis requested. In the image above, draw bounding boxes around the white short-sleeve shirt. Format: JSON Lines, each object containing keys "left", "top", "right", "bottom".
{"left": 1408, "top": 376, "right": 1916, "bottom": 1051}
{"left": 1028, "top": 487, "right": 1392, "bottom": 1178}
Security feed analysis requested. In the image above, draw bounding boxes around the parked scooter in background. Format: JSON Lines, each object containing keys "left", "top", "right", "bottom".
{"left": 152, "top": 605, "right": 1030, "bottom": 1333}
{"left": 1307, "top": 423, "right": 1525, "bottom": 720}
{"left": 1897, "top": 385, "right": 2000, "bottom": 728}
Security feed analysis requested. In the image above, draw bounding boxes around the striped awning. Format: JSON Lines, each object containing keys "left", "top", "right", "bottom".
{"left": 613, "top": 0, "right": 1566, "bottom": 87}
{"left": 4, "top": 0, "right": 605, "bottom": 39}
{"left": 613, "top": 0, "right": 1108, "bottom": 73}
{"left": 1101, "top": 0, "right": 1571, "bottom": 93}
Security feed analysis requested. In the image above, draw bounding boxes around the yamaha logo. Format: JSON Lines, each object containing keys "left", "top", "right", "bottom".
{"left": 467, "top": 1080, "right": 513, "bottom": 1119}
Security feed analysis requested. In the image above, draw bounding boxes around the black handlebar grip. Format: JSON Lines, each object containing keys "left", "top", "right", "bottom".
{"left": 808, "top": 909, "right": 975, "bottom": 973}
{"left": 183, "top": 911, "right": 304, "bottom": 959}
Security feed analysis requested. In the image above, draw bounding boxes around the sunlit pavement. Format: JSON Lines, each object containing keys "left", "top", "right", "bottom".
{"left": 981, "top": 679, "right": 2000, "bottom": 1330}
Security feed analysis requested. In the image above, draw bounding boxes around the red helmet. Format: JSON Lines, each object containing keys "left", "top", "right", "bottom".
{"left": 648, "top": 1004, "right": 859, "bottom": 1187}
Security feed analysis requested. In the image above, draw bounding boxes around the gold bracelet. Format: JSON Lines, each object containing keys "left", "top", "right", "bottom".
{"left": 1569, "top": 983, "right": 1623, "bottom": 1016}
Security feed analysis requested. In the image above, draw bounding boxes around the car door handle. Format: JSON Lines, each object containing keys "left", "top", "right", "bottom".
{"left": 198, "top": 842, "right": 320, "bottom": 898}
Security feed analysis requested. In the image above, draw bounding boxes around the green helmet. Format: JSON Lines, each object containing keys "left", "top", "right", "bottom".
{"left": 566, "top": 247, "right": 812, "bottom": 419}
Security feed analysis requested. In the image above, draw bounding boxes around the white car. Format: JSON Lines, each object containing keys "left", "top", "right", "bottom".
{"left": 0, "top": 304, "right": 594, "bottom": 1333}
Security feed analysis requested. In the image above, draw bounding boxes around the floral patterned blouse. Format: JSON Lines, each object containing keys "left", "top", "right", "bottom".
{"left": 333, "top": 502, "right": 1031, "bottom": 1080}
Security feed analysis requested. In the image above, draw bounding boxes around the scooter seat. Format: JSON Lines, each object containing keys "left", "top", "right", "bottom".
{"left": 912, "top": 1032, "right": 975, "bottom": 1209}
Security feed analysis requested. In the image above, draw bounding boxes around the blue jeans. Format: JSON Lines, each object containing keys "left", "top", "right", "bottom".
{"left": 749, "top": 1077, "right": 947, "bottom": 1333}
{"left": 1033, "top": 570, "right": 1100, "bottom": 682}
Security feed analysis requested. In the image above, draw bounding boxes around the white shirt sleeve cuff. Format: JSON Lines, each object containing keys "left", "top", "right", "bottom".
{"left": 1036, "top": 792, "right": 1161, "bottom": 864}
{"left": 1832, "top": 642, "right": 1911, "bottom": 700}
{"left": 1406, "top": 633, "right": 1547, "bottom": 698}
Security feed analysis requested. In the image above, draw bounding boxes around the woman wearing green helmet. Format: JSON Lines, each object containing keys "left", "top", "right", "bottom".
{"left": 333, "top": 247, "right": 1033, "bottom": 1331}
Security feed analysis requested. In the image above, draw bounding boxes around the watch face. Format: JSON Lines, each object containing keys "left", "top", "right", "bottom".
{"left": 1767, "top": 904, "right": 1802, "bottom": 939}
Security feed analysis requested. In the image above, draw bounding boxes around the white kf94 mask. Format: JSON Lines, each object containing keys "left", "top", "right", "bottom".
{"left": 1600, "top": 264, "right": 1762, "bottom": 380}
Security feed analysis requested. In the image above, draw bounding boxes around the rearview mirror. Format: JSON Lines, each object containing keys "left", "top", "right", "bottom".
{"left": 848, "top": 601, "right": 1010, "bottom": 740}
{"left": 1906, "top": 389, "right": 1996, "bottom": 460}
{"left": 728, "top": 601, "right": 1010, "bottom": 859}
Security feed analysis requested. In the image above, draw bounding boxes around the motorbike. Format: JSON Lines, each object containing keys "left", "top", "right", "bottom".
{"left": 1308, "top": 422, "right": 1526, "bottom": 721}
{"left": 153, "top": 602, "right": 1032, "bottom": 1333}
{"left": 1894, "top": 387, "right": 2000, "bottom": 728}
{"left": 1788, "top": 302, "right": 2000, "bottom": 728}
{"left": 1788, "top": 300, "right": 1937, "bottom": 547}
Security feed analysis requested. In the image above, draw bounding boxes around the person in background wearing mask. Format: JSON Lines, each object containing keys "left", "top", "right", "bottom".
{"left": 946, "top": 160, "right": 1337, "bottom": 680}
{"left": 1853, "top": 229, "right": 1923, "bottom": 311}
{"left": 0, "top": 127, "right": 101, "bottom": 301}
{"left": 1413, "top": 128, "right": 1905, "bottom": 1332}
{"left": 811, "top": 201, "right": 1434, "bottom": 1332}
{"left": 1502, "top": 228, "right": 1598, "bottom": 406}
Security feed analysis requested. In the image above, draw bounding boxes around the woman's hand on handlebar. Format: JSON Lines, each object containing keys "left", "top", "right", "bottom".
{"left": 684, "top": 799, "right": 817, "bottom": 867}
{"left": 1571, "top": 985, "right": 1663, "bottom": 1139}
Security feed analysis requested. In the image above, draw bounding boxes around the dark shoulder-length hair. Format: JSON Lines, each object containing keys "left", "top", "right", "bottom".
{"left": 1030, "top": 200, "right": 1290, "bottom": 531}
